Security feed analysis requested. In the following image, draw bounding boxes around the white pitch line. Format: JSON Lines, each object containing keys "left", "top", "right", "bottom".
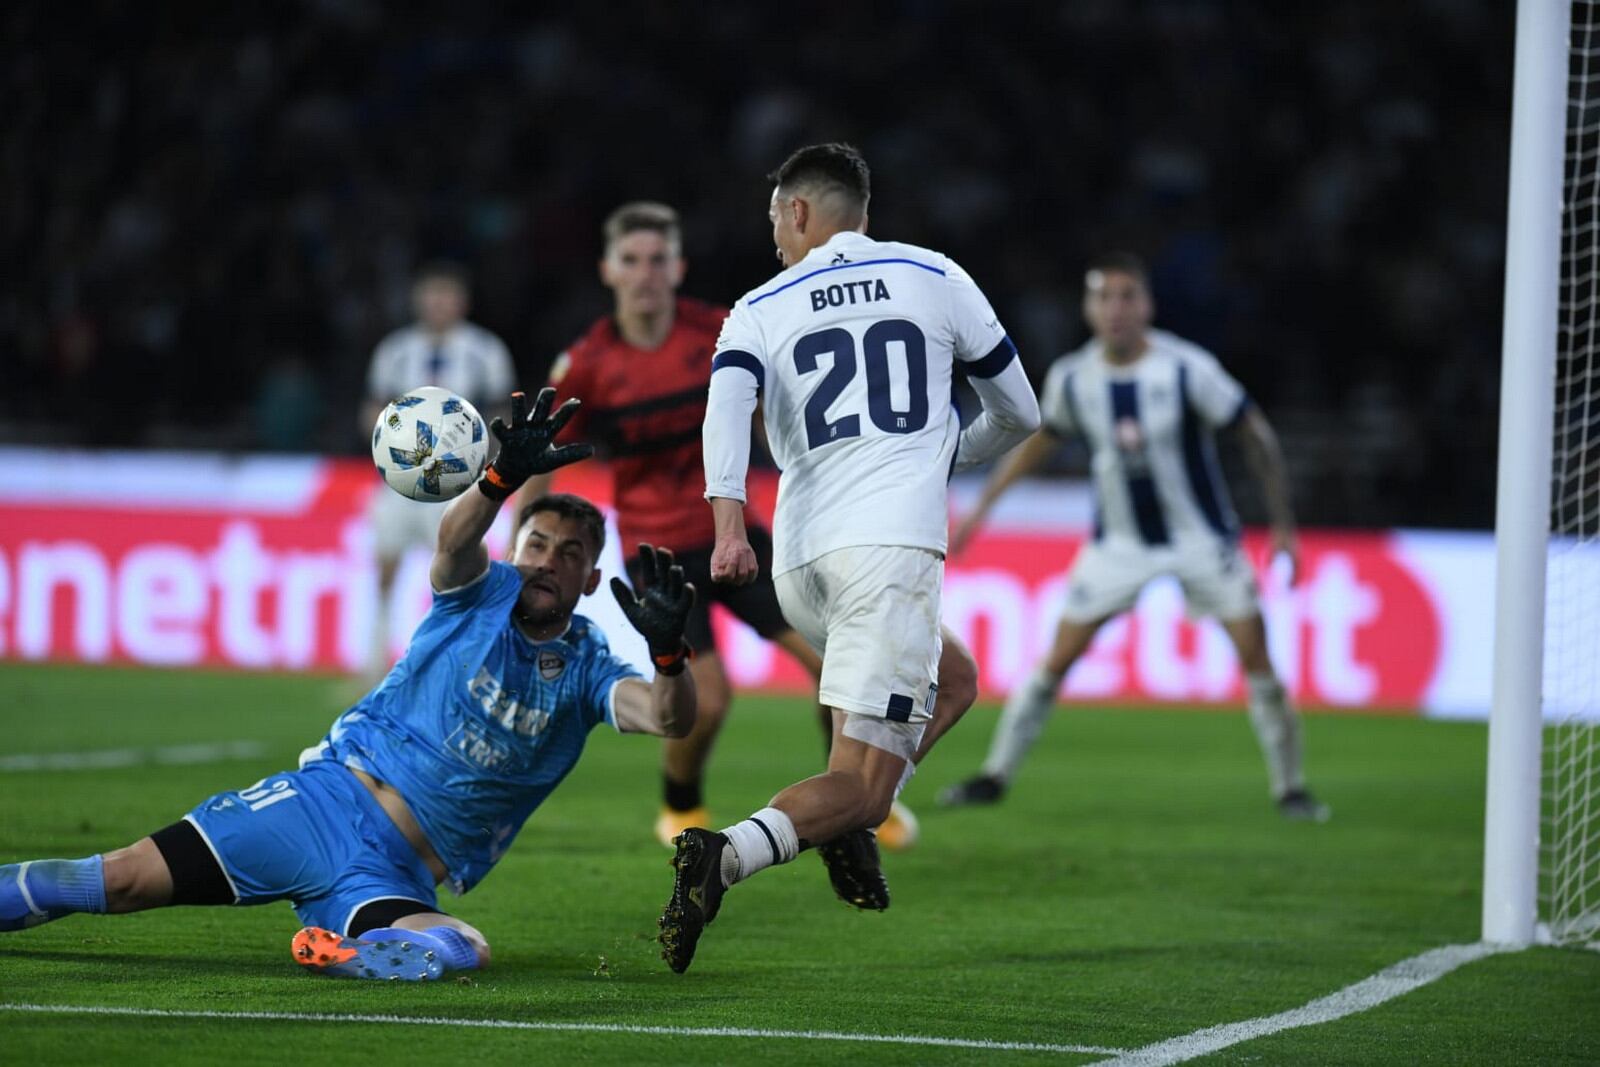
{"left": 0, "top": 1003, "right": 1123, "bottom": 1056}
{"left": 0, "top": 741, "right": 267, "bottom": 772}
{"left": 1090, "top": 941, "right": 1504, "bottom": 1066}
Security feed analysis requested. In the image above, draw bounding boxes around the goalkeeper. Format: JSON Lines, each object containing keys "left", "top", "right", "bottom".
{"left": 0, "top": 389, "right": 700, "bottom": 981}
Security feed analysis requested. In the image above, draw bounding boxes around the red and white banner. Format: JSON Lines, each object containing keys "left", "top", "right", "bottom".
{"left": 0, "top": 447, "right": 1513, "bottom": 718}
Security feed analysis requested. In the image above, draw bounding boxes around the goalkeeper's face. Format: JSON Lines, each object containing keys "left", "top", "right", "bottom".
{"left": 510, "top": 513, "right": 603, "bottom": 627}
{"left": 601, "top": 231, "right": 685, "bottom": 318}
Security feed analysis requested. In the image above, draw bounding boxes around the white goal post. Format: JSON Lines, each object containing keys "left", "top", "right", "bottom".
{"left": 1483, "top": 0, "right": 1570, "bottom": 947}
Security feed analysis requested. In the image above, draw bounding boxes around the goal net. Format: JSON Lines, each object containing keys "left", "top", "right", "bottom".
{"left": 1543, "top": 0, "right": 1600, "bottom": 946}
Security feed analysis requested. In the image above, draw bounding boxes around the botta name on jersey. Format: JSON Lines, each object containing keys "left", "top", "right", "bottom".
{"left": 809, "top": 278, "right": 891, "bottom": 311}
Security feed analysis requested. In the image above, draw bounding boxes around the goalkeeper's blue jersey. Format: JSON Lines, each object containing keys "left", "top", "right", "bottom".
{"left": 300, "top": 562, "right": 639, "bottom": 894}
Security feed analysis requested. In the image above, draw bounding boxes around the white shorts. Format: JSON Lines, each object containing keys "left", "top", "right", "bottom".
{"left": 775, "top": 545, "right": 942, "bottom": 758}
{"left": 368, "top": 488, "right": 448, "bottom": 561}
{"left": 1059, "top": 539, "right": 1260, "bottom": 624}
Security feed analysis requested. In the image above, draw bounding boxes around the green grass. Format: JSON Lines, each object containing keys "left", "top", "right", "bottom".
{"left": 0, "top": 663, "right": 1594, "bottom": 1065}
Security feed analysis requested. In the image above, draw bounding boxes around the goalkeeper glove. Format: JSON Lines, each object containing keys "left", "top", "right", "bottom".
{"left": 478, "top": 388, "right": 594, "bottom": 502}
{"left": 610, "top": 544, "right": 696, "bottom": 675}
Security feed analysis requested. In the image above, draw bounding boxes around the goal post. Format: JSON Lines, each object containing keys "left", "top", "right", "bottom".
{"left": 1483, "top": 0, "right": 1569, "bottom": 947}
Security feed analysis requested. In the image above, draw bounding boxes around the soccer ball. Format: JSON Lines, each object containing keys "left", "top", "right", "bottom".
{"left": 371, "top": 386, "right": 489, "bottom": 502}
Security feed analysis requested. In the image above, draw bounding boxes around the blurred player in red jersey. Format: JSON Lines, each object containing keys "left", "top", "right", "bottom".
{"left": 515, "top": 203, "right": 952, "bottom": 854}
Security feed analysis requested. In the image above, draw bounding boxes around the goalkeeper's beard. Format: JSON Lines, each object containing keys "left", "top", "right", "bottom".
{"left": 514, "top": 583, "right": 576, "bottom": 633}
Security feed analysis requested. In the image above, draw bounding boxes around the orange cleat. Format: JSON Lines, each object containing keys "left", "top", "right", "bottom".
{"left": 655, "top": 805, "right": 711, "bottom": 849}
{"left": 875, "top": 800, "right": 920, "bottom": 852}
{"left": 291, "top": 926, "right": 443, "bottom": 981}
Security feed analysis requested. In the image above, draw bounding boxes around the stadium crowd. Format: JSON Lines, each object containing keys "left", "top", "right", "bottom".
{"left": 3, "top": 1, "right": 1512, "bottom": 528}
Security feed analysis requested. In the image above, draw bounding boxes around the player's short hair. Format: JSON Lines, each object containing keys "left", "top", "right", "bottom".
{"left": 767, "top": 143, "right": 871, "bottom": 219}
{"left": 516, "top": 493, "right": 606, "bottom": 561}
{"left": 414, "top": 260, "right": 471, "bottom": 291}
{"left": 1084, "top": 251, "right": 1149, "bottom": 289}
{"left": 603, "top": 201, "right": 681, "bottom": 251}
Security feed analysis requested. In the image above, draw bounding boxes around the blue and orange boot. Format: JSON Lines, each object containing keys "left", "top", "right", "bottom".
{"left": 292, "top": 926, "right": 445, "bottom": 981}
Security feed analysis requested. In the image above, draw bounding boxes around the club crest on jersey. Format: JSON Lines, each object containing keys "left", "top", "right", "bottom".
{"left": 1114, "top": 416, "right": 1145, "bottom": 453}
{"left": 538, "top": 650, "right": 565, "bottom": 681}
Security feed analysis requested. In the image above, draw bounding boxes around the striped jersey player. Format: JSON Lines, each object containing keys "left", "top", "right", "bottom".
{"left": 656, "top": 142, "right": 1040, "bottom": 973}
{"left": 361, "top": 262, "right": 517, "bottom": 677}
{"left": 940, "top": 252, "right": 1329, "bottom": 822}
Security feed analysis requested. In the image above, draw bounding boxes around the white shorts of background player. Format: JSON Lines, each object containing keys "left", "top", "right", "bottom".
{"left": 1058, "top": 537, "right": 1260, "bottom": 625}
{"left": 369, "top": 488, "right": 449, "bottom": 562}
{"left": 775, "top": 544, "right": 943, "bottom": 763}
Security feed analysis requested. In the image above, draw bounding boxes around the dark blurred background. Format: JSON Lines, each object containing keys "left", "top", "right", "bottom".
{"left": 1, "top": 1, "right": 1513, "bottom": 527}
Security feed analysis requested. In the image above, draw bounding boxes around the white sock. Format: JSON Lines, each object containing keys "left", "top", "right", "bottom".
{"left": 1246, "top": 671, "right": 1304, "bottom": 798}
{"left": 718, "top": 806, "right": 799, "bottom": 888}
{"left": 981, "top": 667, "right": 1061, "bottom": 781}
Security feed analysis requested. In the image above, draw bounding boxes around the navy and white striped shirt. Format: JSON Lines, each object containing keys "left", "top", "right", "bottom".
{"left": 1040, "top": 330, "right": 1249, "bottom": 548}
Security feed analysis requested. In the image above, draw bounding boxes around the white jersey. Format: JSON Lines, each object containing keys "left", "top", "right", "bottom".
{"left": 1039, "top": 329, "right": 1249, "bottom": 549}
{"left": 365, "top": 322, "right": 515, "bottom": 412}
{"left": 704, "top": 231, "right": 1039, "bottom": 576}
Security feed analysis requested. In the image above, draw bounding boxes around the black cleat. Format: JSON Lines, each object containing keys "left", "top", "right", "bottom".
{"left": 1276, "top": 788, "right": 1331, "bottom": 822}
{"left": 817, "top": 828, "right": 890, "bottom": 911}
{"left": 658, "top": 827, "right": 727, "bottom": 974}
{"left": 937, "top": 774, "right": 1006, "bottom": 808}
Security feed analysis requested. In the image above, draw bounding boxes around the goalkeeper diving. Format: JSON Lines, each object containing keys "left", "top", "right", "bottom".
{"left": 0, "top": 389, "right": 701, "bottom": 981}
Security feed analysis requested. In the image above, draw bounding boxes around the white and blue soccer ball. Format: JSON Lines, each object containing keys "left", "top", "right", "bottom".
{"left": 371, "top": 386, "right": 489, "bottom": 502}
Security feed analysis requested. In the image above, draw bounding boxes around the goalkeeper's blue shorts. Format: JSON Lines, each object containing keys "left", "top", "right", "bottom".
{"left": 184, "top": 761, "right": 439, "bottom": 934}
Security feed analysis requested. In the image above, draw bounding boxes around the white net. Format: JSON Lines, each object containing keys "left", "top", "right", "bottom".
{"left": 1542, "top": 0, "right": 1600, "bottom": 946}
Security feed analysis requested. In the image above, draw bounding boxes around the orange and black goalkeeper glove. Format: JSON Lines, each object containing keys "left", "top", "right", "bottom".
{"left": 478, "top": 387, "right": 594, "bottom": 502}
{"left": 610, "top": 544, "right": 697, "bottom": 675}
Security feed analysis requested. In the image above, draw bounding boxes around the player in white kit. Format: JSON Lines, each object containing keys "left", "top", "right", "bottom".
{"left": 938, "top": 253, "right": 1329, "bottom": 822}
{"left": 360, "top": 263, "right": 517, "bottom": 677}
{"left": 657, "top": 143, "right": 1041, "bottom": 972}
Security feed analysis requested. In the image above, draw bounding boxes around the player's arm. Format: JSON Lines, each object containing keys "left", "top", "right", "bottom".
{"left": 1233, "top": 404, "right": 1301, "bottom": 583}
{"left": 942, "top": 263, "right": 1041, "bottom": 474}
{"left": 703, "top": 311, "right": 765, "bottom": 586}
{"left": 430, "top": 388, "right": 593, "bottom": 592}
{"left": 952, "top": 356, "right": 1080, "bottom": 554}
{"left": 953, "top": 340, "right": 1042, "bottom": 473}
{"left": 950, "top": 429, "right": 1059, "bottom": 555}
{"left": 609, "top": 545, "right": 698, "bottom": 737}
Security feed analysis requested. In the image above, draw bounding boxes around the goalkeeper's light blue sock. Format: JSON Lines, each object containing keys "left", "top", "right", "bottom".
{"left": 362, "top": 925, "right": 480, "bottom": 971}
{"left": 1, "top": 857, "right": 107, "bottom": 931}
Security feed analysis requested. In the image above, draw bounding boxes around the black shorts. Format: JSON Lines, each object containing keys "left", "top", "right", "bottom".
{"left": 627, "top": 526, "right": 791, "bottom": 654}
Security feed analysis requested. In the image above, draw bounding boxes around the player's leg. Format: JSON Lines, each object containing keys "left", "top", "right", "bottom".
{"left": 289, "top": 765, "right": 471, "bottom": 981}
{"left": 1217, "top": 613, "right": 1329, "bottom": 821}
{"left": 940, "top": 542, "right": 1144, "bottom": 807}
{"left": 651, "top": 546, "right": 728, "bottom": 845}
{"left": 1187, "top": 543, "right": 1328, "bottom": 821}
{"left": 2, "top": 803, "right": 263, "bottom": 932}
{"left": 729, "top": 534, "right": 930, "bottom": 854}
{"left": 911, "top": 626, "right": 981, "bottom": 763}
{"left": 659, "top": 546, "right": 938, "bottom": 972}
{"left": 369, "top": 554, "right": 401, "bottom": 676}
{"left": 867, "top": 628, "right": 980, "bottom": 850}
{"left": 293, "top": 899, "right": 486, "bottom": 981}
{"left": 660, "top": 715, "right": 918, "bottom": 972}
{"left": 366, "top": 496, "right": 440, "bottom": 682}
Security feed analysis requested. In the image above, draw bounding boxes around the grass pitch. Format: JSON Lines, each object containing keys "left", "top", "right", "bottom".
{"left": 0, "top": 663, "right": 1594, "bottom": 1065}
